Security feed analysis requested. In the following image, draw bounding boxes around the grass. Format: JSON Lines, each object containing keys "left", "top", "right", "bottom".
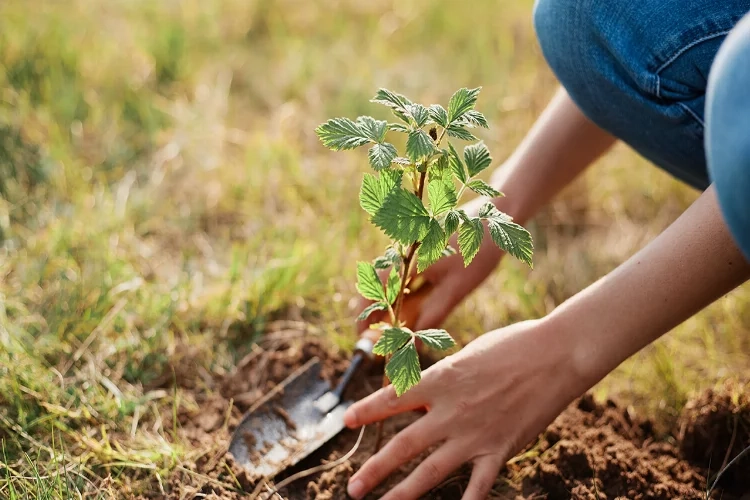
{"left": 0, "top": 0, "right": 748, "bottom": 497}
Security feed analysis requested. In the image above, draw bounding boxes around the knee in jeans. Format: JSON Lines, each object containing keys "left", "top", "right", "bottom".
{"left": 532, "top": 0, "right": 580, "bottom": 81}
{"left": 532, "top": 0, "right": 618, "bottom": 121}
{"left": 532, "top": 0, "right": 733, "bottom": 101}
{"left": 531, "top": 0, "right": 617, "bottom": 100}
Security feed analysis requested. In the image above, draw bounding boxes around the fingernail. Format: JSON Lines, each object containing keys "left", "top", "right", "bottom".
{"left": 347, "top": 478, "right": 365, "bottom": 499}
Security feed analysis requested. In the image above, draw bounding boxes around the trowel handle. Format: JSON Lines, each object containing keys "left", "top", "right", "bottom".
{"left": 330, "top": 347, "right": 369, "bottom": 402}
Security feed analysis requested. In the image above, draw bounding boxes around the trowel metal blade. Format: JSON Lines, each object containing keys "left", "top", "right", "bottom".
{"left": 228, "top": 357, "right": 353, "bottom": 479}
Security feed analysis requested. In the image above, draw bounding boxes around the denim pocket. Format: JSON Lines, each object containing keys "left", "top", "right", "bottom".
{"left": 650, "top": 3, "right": 750, "bottom": 142}
{"left": 652, "top": 3, "right": 750, "bottom": 112}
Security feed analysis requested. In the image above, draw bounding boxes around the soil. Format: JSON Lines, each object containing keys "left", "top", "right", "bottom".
{"left": 148, "top": 334, "right": 750, "bottom": 499}
{"left": 677, "top": 382, "right": 750, "bottom": 494}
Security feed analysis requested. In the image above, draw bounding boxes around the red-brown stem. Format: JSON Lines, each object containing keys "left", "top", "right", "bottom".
{"left": 374, "top": 170, "right": 427, "bottom": 452}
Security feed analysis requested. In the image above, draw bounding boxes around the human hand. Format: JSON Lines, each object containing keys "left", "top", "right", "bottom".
{"left": 343, "top": 318, "right": 589, "bottom": 500}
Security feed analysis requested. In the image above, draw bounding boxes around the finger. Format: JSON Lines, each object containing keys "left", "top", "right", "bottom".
{"left": 346, "top": 413, "right": 443, "bottom": 499}
{"left": 379, "top": 441, "right": 466, "bottom": 500}
{"left": 462, "top": 456, "right": 500, "bottom": 500}
{"left": 343, "top": 381, "right": 428, "bottom": 428}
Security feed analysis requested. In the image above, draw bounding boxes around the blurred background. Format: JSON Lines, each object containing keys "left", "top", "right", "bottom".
{"left": 1, "top": 0, "right": 748, "bottom": 497}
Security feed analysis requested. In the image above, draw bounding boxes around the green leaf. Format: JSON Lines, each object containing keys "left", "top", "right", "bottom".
{"left": 315, "top": 117, "right": 371, "bottom": 150}
{"left": 357, "top": 302, "right": 388, "bottom": 322}
{"left": 464, "top": 141, "right": 492, "bottom": 177}
{"left": 446, "top": 124, "right": 478, "bottom": 141}
{"left": 406, "top": 129, "right": 435, "bottom": 163}
{"left": 467, "top": 179, "right": 502, "bottom": 198}
{"left": 456, "top": 208, "right": 472, "bottom": 224}
{"left": 371, "top": 88, "right": 413, "bottom": 110}
{"left": 407, "top": 104, "right": 429, "bottom": 127}
{"left": 386, "top": 341, "right": 421, "bottom": 396}
{"left": 444, "top": 210, "right": 460, "bottom": 236}
{"left": 371, "top": 88, "right": 413, "bottom": 123}
{"left": 356, "top": 261, "right": 386, "bottom": 302}
{"left": 448, "top": 142, "right": 467, "bottom": 183}
{"left": 484, "top": 209, "right": 534, "bottom": 268}
{"left": 372, "top": 187, "right": 432, "bottom": 244}
{"left": 478, "top": 201, "right": 495, "bottom": 218}
{"left": 428, "top": 153, "right": 449, "bottom": 181}
{"left": 368, "top": 143, "right": 398, "bottom": 171}
{"left": 383, "top": 167, "right": 404, "bottom": 186}
{"left": 428, "top": 104, "right": 448, "bottom": 127}
{"left": 456, "top": 110, "right": 488, "bottom": 128}
{"left": 373, "top": 327, "right": 413, "bottom": 356}
{"left": 357, "top": 116, "right": 387, "bottom": 142}
{"left": 448, "top": 87, "right": 481, "bottom": 123}
{"left": 427, "top": 179, "right": 457, "bottom": 216}
{"left": 388, "top": 123, "right": 410, "bottom": 133}
{"left": 417, "top": 219, "right": 446, "bottom": 273}
{"left": 457, "top": 216, "right": 484, "bottom": 266}
{"left": 359, "top": 170, "right": 403, "bottom": 217}
{"left": 373, "top": 247, "right": 402, "bottom": 270}
{"left": 416, "top": 329, "right": 456, "bottom": 350}
{"left": 386, "top": 266, "right": 401, "bottom": 304}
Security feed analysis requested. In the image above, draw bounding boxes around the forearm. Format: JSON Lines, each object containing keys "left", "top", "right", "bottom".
{"left": 551, "top": 185, "right": 750, "bottom": 386}
{"left": 488, "top": 87, "right": 616, "bottom": 223}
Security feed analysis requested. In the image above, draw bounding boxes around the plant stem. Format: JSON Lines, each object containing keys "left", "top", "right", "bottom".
{"left": 374, "top": 168, "right": 428, "bottom": 452}
{"left": 393, "top": 241, "right": 420, "bottom": 322}
{"left": 381, "top": 279, "right": 398, "bottom": 325}
{"left": 436, "top": 126, "right": 447, "bottom": 146}
{"left": 455, "top": 182, "right": 468, "bottom": 204}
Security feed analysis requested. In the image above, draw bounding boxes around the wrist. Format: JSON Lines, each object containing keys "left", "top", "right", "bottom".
{"left": 481, "top": 316, "right": 598, "bottom": 404}
{"left": 539, "top": 309, "right": 609, "bottom": 396}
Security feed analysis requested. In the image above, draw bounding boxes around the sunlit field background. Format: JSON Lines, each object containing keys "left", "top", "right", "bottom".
{"left": 1, "top": 0, "right": 748, "bottom": 497}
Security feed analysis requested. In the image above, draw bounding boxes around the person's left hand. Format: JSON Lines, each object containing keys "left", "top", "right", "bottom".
{"left": 342, "top": 318, "right": 590, "bottom": 500}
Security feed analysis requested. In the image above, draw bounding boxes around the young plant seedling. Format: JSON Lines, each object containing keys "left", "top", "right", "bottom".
{"left": 315, "top": 87, "right": 534, "bottom": 439}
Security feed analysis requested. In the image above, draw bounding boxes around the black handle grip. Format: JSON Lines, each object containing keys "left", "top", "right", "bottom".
{"left": 330, "top": 350, "right": 366, "bottom": 401}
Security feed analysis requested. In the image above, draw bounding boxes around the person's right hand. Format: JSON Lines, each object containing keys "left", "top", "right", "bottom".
{"left": 355, "top": 193, "right": 508, "bottom": 336}
{"left": 343, "top": 317, "right": 590, "bottom": 500}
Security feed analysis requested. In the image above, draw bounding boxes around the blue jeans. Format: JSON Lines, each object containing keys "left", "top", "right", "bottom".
{"left": 533, "top": 0, "right": 750, "bottom": 261}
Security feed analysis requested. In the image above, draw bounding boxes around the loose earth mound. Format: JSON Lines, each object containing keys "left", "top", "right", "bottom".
{"left": 155, "top": 334, "right": 750, "bottom": 499}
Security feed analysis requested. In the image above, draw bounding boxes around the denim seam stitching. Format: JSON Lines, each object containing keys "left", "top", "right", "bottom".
{"left": 678, "top": 102, "right": 705, "bottom": 127}
{"left": 654, "top": 30, "right": 733, "bottom": 99}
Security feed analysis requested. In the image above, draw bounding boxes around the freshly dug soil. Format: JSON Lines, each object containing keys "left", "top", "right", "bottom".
{"left": 151, "top": 334, "right": 750, "bottom": 499}
{"left": 677, "top": 381, "right": 750, "bottom": 495}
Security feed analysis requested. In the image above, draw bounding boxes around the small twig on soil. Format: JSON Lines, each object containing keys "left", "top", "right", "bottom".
{"left": 719, "top": 415, "right": 738, "bottom": 475}
{"left": 61, "top": 298, "right": 127, "bottom": 375}
{"left": 231, "top": 344, "right": 265, "bottom": 375}
{"left": 260, "top": 426, "right": 366, "bottom": 499}
{"left": 264, "top": 483, "right": 284, "bottom": 500}
{"left": 706, "top": 444, "right": 750, "bottom": 498}
{"left": 262, "top": 329, "right": 314, "bottom": 342}
{"left": 248, "top": 478, "right": 270, "bottom": 499}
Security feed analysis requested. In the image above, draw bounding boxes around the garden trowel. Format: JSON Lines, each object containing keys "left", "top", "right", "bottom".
{"left": 228, "top": 277, "right": 433, "bottom": 479}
